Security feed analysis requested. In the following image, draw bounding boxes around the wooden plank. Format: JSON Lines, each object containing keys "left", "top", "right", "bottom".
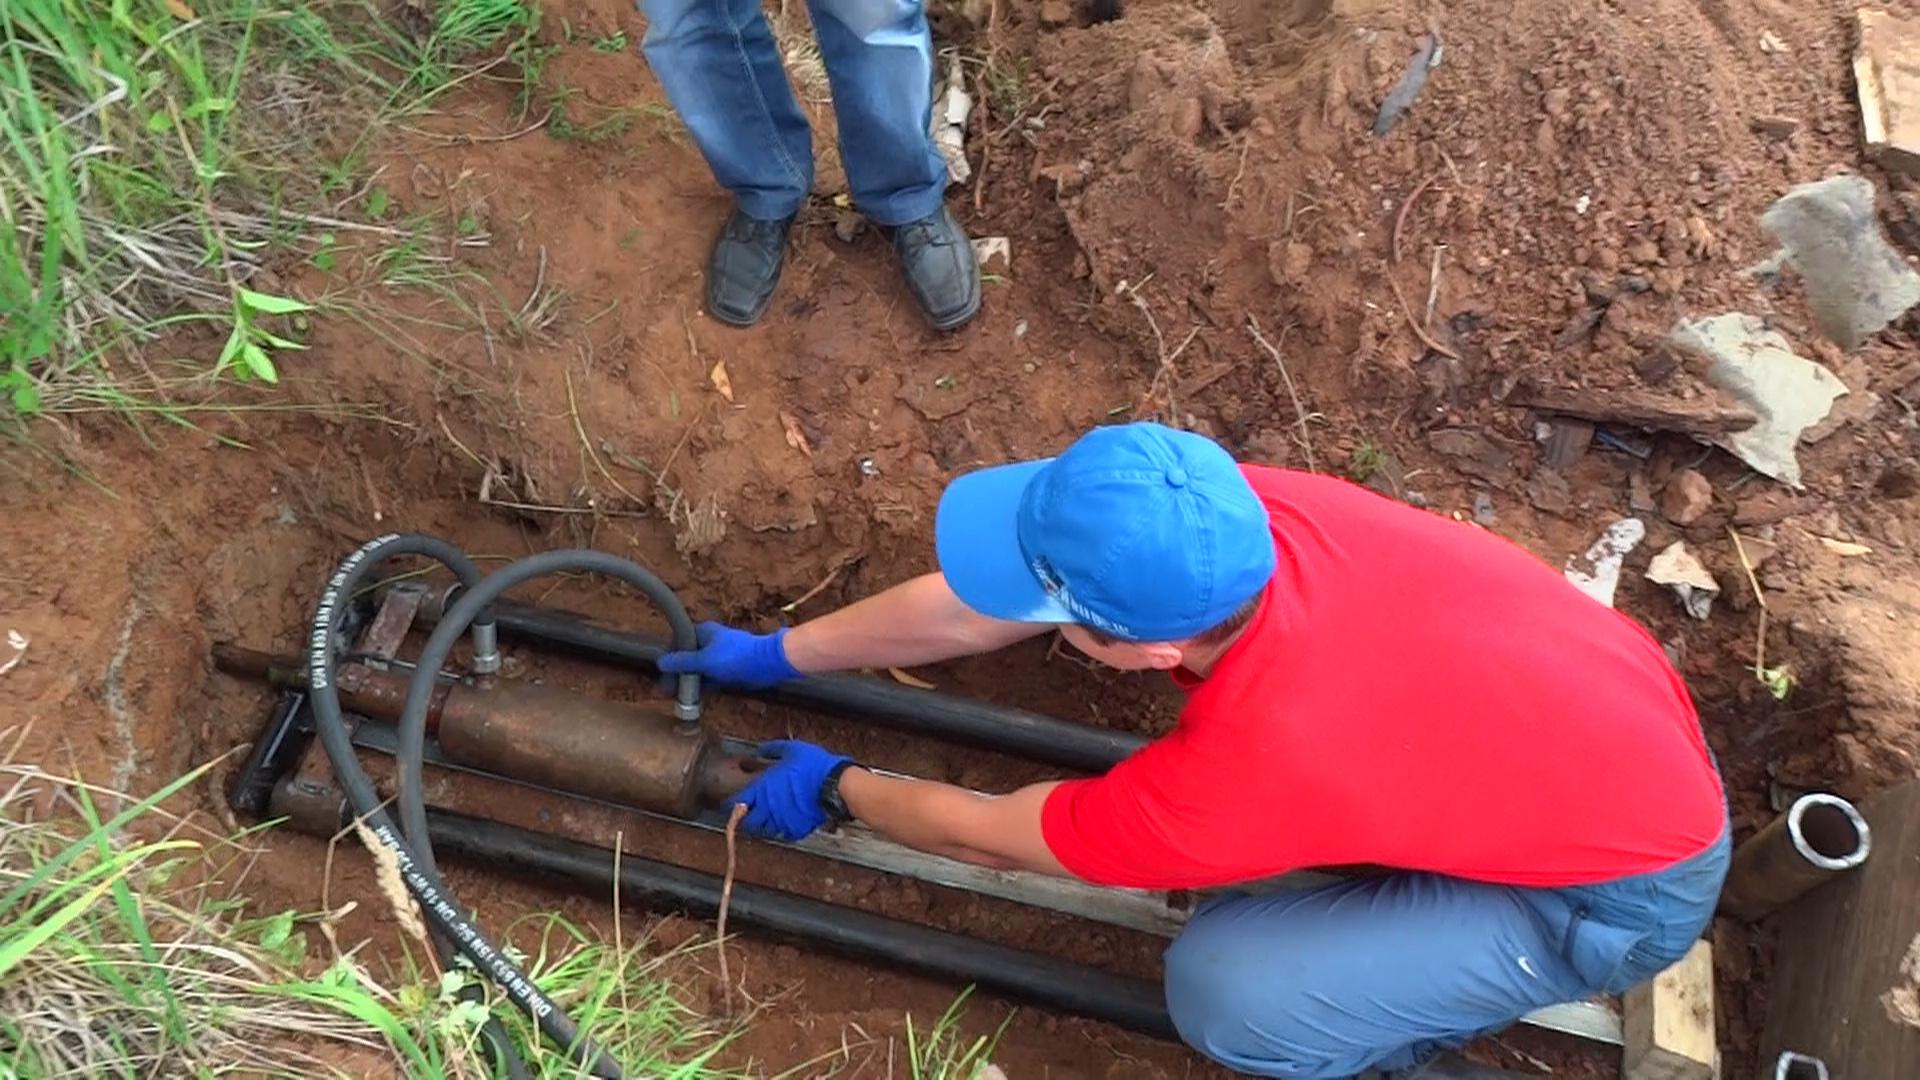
{"left": 1856, "top": 9, "right": 1920, "bottom": 178}
{"left": 1762, "top": 776, "right": 1920, "bottom": 1076}
{"left": 1507, "top": 384, "right": 1756, "bottom": 435}
{"left": 1623, "top": 939, "right": 1717, "bottom": 1079}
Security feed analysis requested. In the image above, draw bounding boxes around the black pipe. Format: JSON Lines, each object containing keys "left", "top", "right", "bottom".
{"left": 228, "top": 689, "right": 311, "bottom": 818}
{"left": 413, "top": 591, "right": 1149, "bottom": 774}
{"left": 418, "top": 805, "right": 1179, "bottom": 1040}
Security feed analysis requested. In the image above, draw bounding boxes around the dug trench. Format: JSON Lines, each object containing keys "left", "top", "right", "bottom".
{"left": 5, "top": 0, "right": 1920, "bottom": 1075}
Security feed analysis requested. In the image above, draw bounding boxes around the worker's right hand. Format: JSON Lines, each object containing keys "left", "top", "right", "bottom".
{"left": 657, "top": 621, "right": 801, "bottom": 690}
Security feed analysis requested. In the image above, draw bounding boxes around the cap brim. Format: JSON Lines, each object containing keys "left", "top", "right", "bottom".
{"left": 935, "top": 459, "right": 1075, "bottom": 624}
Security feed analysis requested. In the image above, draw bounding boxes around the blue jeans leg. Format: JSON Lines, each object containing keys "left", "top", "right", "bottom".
{"left": 639, "top": 0, "right": 814, "bottom": 220}
{"left": 803, "top": 0, "right": 948, "bottom": 224}
{"left": 1164, "top": 875, "right": 1591, "bottom": 1079}
{"left": 1162, "top": 828, "right": 1733, "bottom": 1080}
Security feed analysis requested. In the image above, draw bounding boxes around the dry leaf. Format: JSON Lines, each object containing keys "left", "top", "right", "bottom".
{"left": 710, "top": 360, "right": 734, "bottom": 403}
{"left": 1817, "top": 536, "right": 1872, "bottom": 557}
{"left": 888, "top": 667, "right": 936, "bottom": 690}
{"left": 779, "top": 410, "right": 813, "bottom": 457}
{"left": 164, "top": 0, "right": 197, "bottom": 18}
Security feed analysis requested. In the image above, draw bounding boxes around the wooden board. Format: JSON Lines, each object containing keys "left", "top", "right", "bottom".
{"left": 1856, "top": 9, "right": 1920, "bottom": 177}
{"left": 1623, "top": 940, "right": 1716, "bottom": 1080}
{"left": 1762, "top": 776, "right": 1920, "bottom": 1075}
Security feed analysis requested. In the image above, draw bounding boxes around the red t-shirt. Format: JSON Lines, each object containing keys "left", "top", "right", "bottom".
{"left": 1041, "top": 466, "right": 1726, "bottom": 889}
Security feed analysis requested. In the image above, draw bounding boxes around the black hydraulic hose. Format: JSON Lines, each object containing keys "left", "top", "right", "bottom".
{"left": 306, "top": 535, "right": 617, "bottom": 1078}
{"left": 393, "top": 549, "right": 702, "bottom": 879}
{"left": 420, "top": 805, "right": 1181, "bottom": 1040}
{"left": 414, "top": 594, "right": 1150, "bottom": 773}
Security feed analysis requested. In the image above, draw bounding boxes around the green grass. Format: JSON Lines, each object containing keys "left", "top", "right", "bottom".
{"left": 0, "top": 745, "right": 740, "bottom": 1078}
{"left": 1346, "top": 441, "right": 1388, "bottom": 483}
{"left": 983, "top": 54, "right": 1030, "bottom": 123}
{"left": 0, "top": 0, "right": 538, "bottom": 424}
{"left": 906, "top": 987, "right": 1013, "bottom": 1080}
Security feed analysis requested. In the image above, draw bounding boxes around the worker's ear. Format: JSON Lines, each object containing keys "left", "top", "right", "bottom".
{"left": 1136, "top": 642, "right": 1184, "bottom": 671}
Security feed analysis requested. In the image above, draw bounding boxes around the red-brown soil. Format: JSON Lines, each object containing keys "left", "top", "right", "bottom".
{"left": 4, "top": 0, "right": 1918, "bottom": 1075}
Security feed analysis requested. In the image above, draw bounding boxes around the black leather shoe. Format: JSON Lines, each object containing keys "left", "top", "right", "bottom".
{"left": 888, "top": 206, "right": 981, "bottom": 331}
{"left": 706, "top": 209, "right": 796, "bottom": 328}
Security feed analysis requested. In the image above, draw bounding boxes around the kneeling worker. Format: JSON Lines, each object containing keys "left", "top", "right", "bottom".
{"left": 660, "top": 422, "right": 1730, "bottom": 1078}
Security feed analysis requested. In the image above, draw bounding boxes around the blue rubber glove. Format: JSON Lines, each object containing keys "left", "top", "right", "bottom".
{"left": 729, "top": 740, "right": 854, "bottom": 842}
{"left": 657, "top": 621, "right": 801, "bottom": 690}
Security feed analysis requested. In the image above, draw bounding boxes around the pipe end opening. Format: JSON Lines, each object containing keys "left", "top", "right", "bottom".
{"left": 1788, "top": 793, "right": 1870, "bottom": 870}
{"left": 1775, "top": 1051, "right": 1828, "bottom": 1080}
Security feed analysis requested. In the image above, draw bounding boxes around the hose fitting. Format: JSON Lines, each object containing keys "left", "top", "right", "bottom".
{"left": 469, "top": 621, "right": 502, "bottom": 675}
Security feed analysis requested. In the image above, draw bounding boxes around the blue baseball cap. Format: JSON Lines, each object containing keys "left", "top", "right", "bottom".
{"left": 934, "top": 423, "right": 1276, "bottom": 642}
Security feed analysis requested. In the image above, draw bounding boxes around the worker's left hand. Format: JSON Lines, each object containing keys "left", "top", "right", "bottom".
{"left": 729, "top": 739, "right": 852, "bottom": 842}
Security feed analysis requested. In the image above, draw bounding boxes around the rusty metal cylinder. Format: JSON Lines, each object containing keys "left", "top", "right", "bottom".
{"left": 1718, "top": 793, "right": 1871, "bottom": 921}
{"left": 214, "top": 645, "right": 751, "bottom": 819}
{"left": 435, "top": 681, "right": 719, "bottom": 819}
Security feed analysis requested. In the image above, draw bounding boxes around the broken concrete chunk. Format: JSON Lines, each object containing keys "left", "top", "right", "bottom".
{"left": 1565, "top": 518, "right": 1646, "bottom": 608}
{"left": 1759, "top": 174, "right": 1920, "bottom": 349}
{"left": 1855, "top": 9, "right": 1920, "bottom": 177}
{"left": 1670, "top": 314, "right": 1848, "bottom": 489}
{"left": 1647, "top": 540, "right": 1720, "bottom": 619}
{"left": 931, "top": 62, "right": 973, "bottom": 184}
{"left": 1472, "top": 490, "right": 1496, "bottom": 526}
{"left": 972, "top": 236, "right": 1011, "bottom": 274}
{"left": 1427, "top": 428, "right": 1517, "bottom": 485}
{"left": 1661, "top": 468, "right": 1713, "bottom": 526}
{"left": 1526, "top": 469, "right": 1573, "bottom": 515}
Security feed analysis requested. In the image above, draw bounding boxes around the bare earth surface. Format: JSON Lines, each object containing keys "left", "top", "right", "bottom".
{"left": 4, "top": 0, "right": 1919, "bottom": 1075}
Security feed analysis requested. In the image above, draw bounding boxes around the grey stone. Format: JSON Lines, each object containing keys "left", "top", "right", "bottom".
{"left": 1759, "top": 174, "right": 1920, "bottom": 349}
{"left": 1670, "top": 314, "right": 1848, "bottom": 489}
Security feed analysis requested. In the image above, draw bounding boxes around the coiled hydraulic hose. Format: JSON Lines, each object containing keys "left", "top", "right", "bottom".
{"left": 308, "top": 536, "right": 704, "bottom": 1078}
{"left": 303, "top": 534, "right": 534, "bottom": 1080}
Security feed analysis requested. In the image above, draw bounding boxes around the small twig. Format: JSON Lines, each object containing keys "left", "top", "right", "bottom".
{"left": 1246, "top": 316, "right": 1316, "bottom": 473}
{"left": 1392, "top": 171, "right": 1444, "bottom": 265}
{"left": 1220, "top": 134, "right": 1253, "bottom": 211}
{"left": 717, "top": 802, "right": 749, "bottom": 1015}
{"left": 683, "top": 310, "right": 701, "bottom": 369}
{"left": 397, "top": 110, "right": 552, "bottom": 145}
{"left": 483, "top": 495, "right": 646, "bottom": 518}
{"left": 656, "top": 409, "right": 706, "bottom": 487}
{"left": 1424, "top": 244, "right": 1446, "bottom": 330}
{"left": 436, "top": 412, "right": 489, "bottom": 469}
{"left": 565, "top": 366, "right": 645, "bottom": 505}
{"left": 517, "top": 245, "right": 549, "bottom": 324}
{"left": 973, "top": 68, "right": 991, "bottom": 213}
{"left": 1387, "top": 271, "right": 1462, "bottom": 360}
{"left": 1121, "top": 279, "right": 1181, "bottom": 422}
{"left": 782, "top": 556, "right": 855, "bottom": 614}
{"left": 1728, "top": 527, "right": 1769, "bottom": 679}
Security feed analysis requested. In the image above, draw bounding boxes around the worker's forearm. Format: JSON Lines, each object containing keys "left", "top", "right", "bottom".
{"left": 838, "top": 768, "right": 1066, "bottom": 875}
{"left": 839, "top": 769, "right": 1004, "bottom": 864}
{"left": 782, "top": 572, "right": 1047, "bottom": 673}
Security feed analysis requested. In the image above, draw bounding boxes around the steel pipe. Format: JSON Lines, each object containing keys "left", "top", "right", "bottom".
{"left": 1774, "top": 1051, "right": 1828, "bottom": 1080}
{"left": 409, "top": 587, "right": 1150, "bottom": 774}
{"left": 413, "top": 804, "right": 1180, "bottom": 1039}
{"left": 215, "top": 647, "right": 752, "bottom": 818}
{"left": 1719, "top": 793, "right": 1871, "bottom": 921}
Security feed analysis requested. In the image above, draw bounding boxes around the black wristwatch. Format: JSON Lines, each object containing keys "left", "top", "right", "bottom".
{"left": 819, "top": 760, "right": 860, "bottom": 827}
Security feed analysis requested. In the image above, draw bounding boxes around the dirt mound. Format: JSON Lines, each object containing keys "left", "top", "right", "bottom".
{"left": 1029, "top": 0, "right": 1882, "bottom": 434}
